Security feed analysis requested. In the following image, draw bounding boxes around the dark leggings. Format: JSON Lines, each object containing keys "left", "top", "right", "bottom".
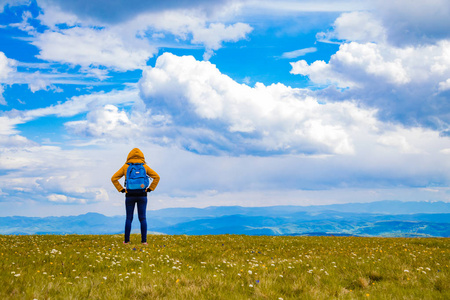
{"left": 124, "top": 195, "right": 147, "bottom": 243}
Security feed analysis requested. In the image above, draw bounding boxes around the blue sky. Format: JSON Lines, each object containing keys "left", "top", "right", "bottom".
{"left": 1, "top": 0, "right": 450, "bottom": 217}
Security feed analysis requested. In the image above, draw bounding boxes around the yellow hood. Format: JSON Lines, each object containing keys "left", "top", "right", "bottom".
{"left": 126, "top": 148, "right": 146, "bottom": 164}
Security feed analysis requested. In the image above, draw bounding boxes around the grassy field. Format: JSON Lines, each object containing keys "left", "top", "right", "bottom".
{"left": 1, "top": 234, "right": 449, "bottom": 299}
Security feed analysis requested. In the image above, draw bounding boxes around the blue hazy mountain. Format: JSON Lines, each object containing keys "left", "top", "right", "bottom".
{"left": 150, "top": 200, "right": 450, "bottom": 217}
{"left": 0, "top": 213, "right": 124, "bottom": 235}
{"left": 1, "top": 201, "right": 449, "bottom": 237}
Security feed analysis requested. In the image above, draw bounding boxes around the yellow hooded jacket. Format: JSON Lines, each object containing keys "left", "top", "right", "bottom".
{"left": 111, "top": 148, "right": 160, "bottom": 192}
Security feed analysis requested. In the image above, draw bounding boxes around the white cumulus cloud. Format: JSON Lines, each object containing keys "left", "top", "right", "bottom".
{"left": 438, "top": 78, "right": 450, "bottom": 92}
{"left": 291, "top": 40, "right": 450, "bottom": 129}
{"left": 126, "top": 10, "right": 253, "bottom": 60}
{"left": 318, "top": 11, "right": 386, "bottom": 43}
{"left": 371, "top": 0, "right": 450, "bottom": 45}
{"left": 32, "top": 27, "right": 156, "bottom": 71}
{"left": 65, "top": 104, "right": 139, "bottom": 139}
{"left": 136, "top": 52, "right": 450, "bottom": 157}
{"left": 0, "top": 144, "right": 111, "bottom": 205}
{"left": 291, "top": 42, "right": 413, "bottom": 87}
{"left": 33, "top": 1, "right": 253, "bottom": 66}
{"left": 0, "top": 51, "right": 15, "bottom": 104}
{"left": 191, "top": 22, "right": 253, "bottom": 59}
{"left": 140, "top": 53, "right": 371, "bottom": 155}
{"left": 0, "top": 52, "right": 14, "bottom": 81}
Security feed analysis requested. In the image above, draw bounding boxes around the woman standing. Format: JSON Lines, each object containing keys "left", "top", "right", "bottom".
{"left": 111, "top": 148, "right": 160, "bottom": 245}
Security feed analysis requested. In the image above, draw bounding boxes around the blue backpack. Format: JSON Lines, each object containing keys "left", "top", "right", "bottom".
{"left": 125, "top": 163, "right": 149, "bottom": 192}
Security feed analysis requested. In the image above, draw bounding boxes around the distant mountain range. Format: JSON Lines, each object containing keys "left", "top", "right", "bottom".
{"left": 1, "top": 201, "right": 449, "bottom": 237}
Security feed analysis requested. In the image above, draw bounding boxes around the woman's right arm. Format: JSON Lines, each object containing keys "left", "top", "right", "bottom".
{"left": 111, "top": 166, "right": 125, "bottom": 192}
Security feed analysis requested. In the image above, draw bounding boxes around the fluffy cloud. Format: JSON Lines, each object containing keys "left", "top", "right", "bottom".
{"left": 32, "top": 0, "right": 253, "bottom": 66}
{"left": 32, "top": 27, "right": 156, "bottom": 71}
{"left": 318, "top": 11, "right": 386, "bottom": 43}
{"left": 0, "top": 51, "right": 15, "bottom": 104}
{"left": 371, "top": 0, "right": 450, "bottom": 45}
{"left": 318, "top": 1, "right": 450, "bottom": 46}
{"left": 301, "top": 3, "right": 450, "bottom": 131}
{"left": 65, "top": 105, "right": 139, "bottom": 139}
{"left": 138, "top": 53, "right": 450, "bottom": 158}
{"left": 0, "top": 52, "right": 13, "bottom": 81}
{"left": 0, "top": 114, "right": 37, "bottom": 148}
{"left": 439, "top": 79, "right": 450, "bottom": 92}
{"left": 291, "top": 40, "right": 450, "bottom": 129}
{"left": 191, "top": 22, "right": 253, "bottom": 59}
{"left": 124, "top": 10, "right": 253, "bottom": 60}
{"left": 291, "top": 42, "right": 411, "bottom": 87}
{"left": 0, "top": 114, "right": 37, "bottom": 149}
{"left": 35, "top": 0, "right": 79, "bottom": 28}
{"left": 1, "top": 88, "right": 140, "bottom": 148}
{"left": 39, "top": 175, "right": 109, "bottom": 204}
{"left": 25, "top": 71, "right": 57, "bottom": 92}
{"left": 0, "top": 88, "right": 140, "bottom": 145}
{"left": 0, "top": 144, "right": 111, "bottom": 205}
{"left": 140, "top": 53, "right": 374, "bottom": 155}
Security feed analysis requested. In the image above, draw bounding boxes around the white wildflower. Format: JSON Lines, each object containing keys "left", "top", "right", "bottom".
{"left": 50, "top": 249, "right": 61, "bottom": 254}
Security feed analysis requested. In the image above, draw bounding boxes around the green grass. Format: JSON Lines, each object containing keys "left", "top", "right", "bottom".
{"left": 1, "top": 234, "right": 449, "bottom": 299}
